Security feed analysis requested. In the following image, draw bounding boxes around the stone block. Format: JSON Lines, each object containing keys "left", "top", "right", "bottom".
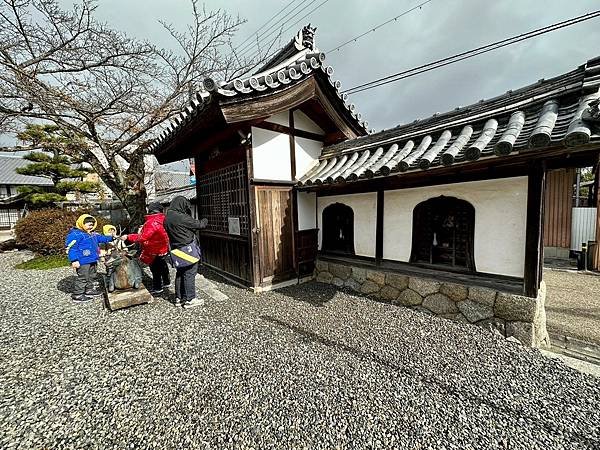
{"left": 495, "top": 293, "right": 539, "bottom": 322}
{"left": 386, "top": 273, "right": 409, "bottom": 291}
{"left": 379, "top": 285, "right": 400, "bottom": 302}
{"left": 332, "top": 277, "right": 345, "bottom": 287}
{"left": 344, "top": 278, "right": 361, "bottom": 292}
{"left": 411, "top": 305, "right": 434, "bottom": 316}
{"left": 360, "top": 280, "right": 380, "bottom": 295}
{"left": 457, "top": 300, "right": 494, "bottom": 323}
{"left": 316, "top": 272, "right": 333, "bottom": 283}
{"left": 422, "top": 293, "right": 458, "bottom": 315}
{"left": 439, "top": 283, "right": 468, "bottom": 302}
{"left": 505, "top": 321, "right": 535, "bottom": 347}
{"left": 352, "top": 267, "right": 367, "bottom": 283}
{"left": 408, "top": 277, "right": 440, "bottom": 297}
{"left": 440, "top": 313, "right": 469, "bottom": 323}
{"left": 106, "top": 285, "right": 152, "bottom": 311}
{"left": 315, "top": 259, "right": 329, "bottom": 273}
{"left": 395, "top": 289, "right": 423, "bottom": 306}
{"left": 468, "top": 287, "right": 497, "bottom": 306}
{"left": 367, "top": 270, "right": 386, "bottom": 286}
{"left": 476, "top": 318, "right": 506, "bottom": 337}
{"left": 330, "top": 263, "right": 352, "bottom": 280}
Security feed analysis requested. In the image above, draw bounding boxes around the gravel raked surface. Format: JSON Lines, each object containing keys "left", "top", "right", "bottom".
{"left": 1, "top": 251, "right": 599, "bottom": 450}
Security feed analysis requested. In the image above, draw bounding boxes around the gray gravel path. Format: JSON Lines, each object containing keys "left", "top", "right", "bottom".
{"left": 544, "top": 269, "right": 600, "bottom": 344}
{"left": 1, "top": 251, "right": 600, "bottom": 450}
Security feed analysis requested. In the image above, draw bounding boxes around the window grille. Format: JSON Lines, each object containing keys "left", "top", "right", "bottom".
{"left": 410, "top": 196, "right": 475, "bottom": 271}
{"left": 197, "top": 162, "right": 249, "bottom": 236}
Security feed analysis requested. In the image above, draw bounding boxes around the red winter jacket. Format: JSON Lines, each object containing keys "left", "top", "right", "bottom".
{"left": 126, "top": 213, "right": 170, "bottom": 265}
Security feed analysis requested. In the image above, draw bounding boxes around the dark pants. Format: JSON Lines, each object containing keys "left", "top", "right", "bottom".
{"left": 149, "top": 255, "right": 171, "bottom": 290}
{"left": 175, "top": 262, "right": 197, "bottom": 301}
{"left": 73, "top": 263, "right": 97, "bottom": 295}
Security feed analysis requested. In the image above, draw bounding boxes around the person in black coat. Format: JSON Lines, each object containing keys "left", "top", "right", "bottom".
{"left": 164, "top": 196, "right": 208, "bottom": 308}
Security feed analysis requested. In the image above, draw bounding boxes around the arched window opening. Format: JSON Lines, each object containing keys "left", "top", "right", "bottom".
{"left": 322, "top": 203, "right": 355, "bottom": 255}
{"left": 410, "top": 196, "right": 476, "bottom": 271}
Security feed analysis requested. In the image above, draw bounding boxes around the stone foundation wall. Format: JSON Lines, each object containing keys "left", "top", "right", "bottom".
{"left": 315, "top": 259, "right": 549, "bottom": 348}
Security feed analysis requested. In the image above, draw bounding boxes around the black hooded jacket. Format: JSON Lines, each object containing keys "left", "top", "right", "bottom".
{"left": 164, "top": 196, "right": 208, "bottom": 248}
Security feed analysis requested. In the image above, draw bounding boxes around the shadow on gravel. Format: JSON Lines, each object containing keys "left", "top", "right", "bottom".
{"left": 275, "top": 282, "right": 337, "bottom": 307}
{"left": 56, "top": 275, "right": 76, "bottom": 294}
{"left": 260, "top": 315, "right": 596, "bottom": 449}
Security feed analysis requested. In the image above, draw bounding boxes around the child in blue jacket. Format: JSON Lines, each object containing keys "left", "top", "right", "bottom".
{"left": 65, "top": 214, "right": 115, "bottom": 302}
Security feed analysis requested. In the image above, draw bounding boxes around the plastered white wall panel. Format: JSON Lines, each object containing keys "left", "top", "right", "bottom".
{"left": 293, "top": 110, "right": 324, "bottom": 134}
{"left": 297, "top": 192, "right": 317, "bottom": 230}
{"left": 295, "top": 137, "right": 322, "bottom": 179}
{"left": 265, "top": 111, "right": 289, "bottom": 126}
{"left": 251, "top": 127, "right": 291, "bottom": 181}
{"left": 317, "top": 193, "right": 377, "bottom": 257}
{"left": 383, "top": 177, "right": 528, "bottom": 278}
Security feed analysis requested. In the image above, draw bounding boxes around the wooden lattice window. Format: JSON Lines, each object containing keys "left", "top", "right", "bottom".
{"left": 322, "top": 203, "right": 355, "bottom": 255}
{"left": 410, "top": 196, "right": 475, "bottom": 271}
{"left": 198, "top": 162, "right": 249, "bottom": 235}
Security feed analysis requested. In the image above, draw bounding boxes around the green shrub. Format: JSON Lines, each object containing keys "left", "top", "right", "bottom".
{"left": 15, "top": 209, "right": 110, "bottom": 255}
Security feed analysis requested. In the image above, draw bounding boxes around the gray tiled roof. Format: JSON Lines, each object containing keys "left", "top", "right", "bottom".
{"left": 299, "top": 57, "right": 600, "bottom": 186}
{"left": 150, "top": 26, "right": 369, "bottom": 156}
{"left": 154, "top": 185, "right": 196, "bottom": 204}
{"left": 155, "top": 170, "right": 191, "bottom": 192}
{"left": 0, "top": 155, "right": 54, "bottom": 186}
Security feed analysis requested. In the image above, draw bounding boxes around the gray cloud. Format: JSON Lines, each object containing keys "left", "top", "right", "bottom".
{"left": 54, "top": 0, "right": 600, "bottom": 133}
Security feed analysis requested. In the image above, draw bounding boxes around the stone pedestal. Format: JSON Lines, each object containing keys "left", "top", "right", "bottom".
{"left": 104, "top": 284, "right": 153, "bottom": 311}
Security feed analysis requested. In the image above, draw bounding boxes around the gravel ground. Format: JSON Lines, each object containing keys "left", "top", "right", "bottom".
{"left": 1, "top": 251, "right": 600, "bottom": 450}
{"left": 544, "top": 269, "right": 600, "bottom": 344}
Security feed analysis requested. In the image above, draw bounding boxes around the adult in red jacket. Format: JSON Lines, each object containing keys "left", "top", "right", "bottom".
{"left": 123, "top": 202, "right": 170, "bottom": 294}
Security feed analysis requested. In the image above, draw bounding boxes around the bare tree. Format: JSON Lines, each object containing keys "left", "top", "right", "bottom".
{"left": 0, "top": 0, "right": 261, "bottom": 225}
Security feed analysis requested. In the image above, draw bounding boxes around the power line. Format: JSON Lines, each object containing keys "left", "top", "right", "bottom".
{"left": 234, "top": 0, "right": 318, "bottom": 60}
{"left": 242, "top": 0, "right": 333, "bottom": 64}
{"left": 232, "top": 0, "right": 304, "bottom": 55}
{"left": 344, "top": 10, "right": 600, "bottom": 95}
{"left": 326, "top": 0, "right": 434, "bottom": 53}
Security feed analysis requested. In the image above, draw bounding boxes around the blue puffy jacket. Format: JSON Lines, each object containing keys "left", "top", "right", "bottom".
{"left": 65, "top": 228, "right": 113, "bottom": 265}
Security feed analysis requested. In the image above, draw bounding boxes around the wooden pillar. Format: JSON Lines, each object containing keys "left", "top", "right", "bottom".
{"left": 289, "top": 109, "right": 297, "bottom": 181}
{"left": 594, "top": 157, "right": 600, "bottom": 270}
{"left": 245, "top": 143, "right": 261, "bottom": 288}
{"left": 375, "top": 190, "right": 384, "bottom": 265}
{"left": 524, "top": 162, "right": 546, "bottom": 297}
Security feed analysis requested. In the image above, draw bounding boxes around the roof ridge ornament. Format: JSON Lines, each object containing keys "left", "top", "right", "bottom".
{"left": 294, "top": 24, "right": 317, "bottom": 51}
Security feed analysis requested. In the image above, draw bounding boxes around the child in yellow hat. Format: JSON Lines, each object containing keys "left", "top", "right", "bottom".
{"left": 64, "top": 214, "right": 115, "bottom": 302}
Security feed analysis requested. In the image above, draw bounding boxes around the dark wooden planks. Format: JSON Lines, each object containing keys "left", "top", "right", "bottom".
{"left": 524, "top": 163, "right": 546, "bottom": 298}
{"left": 543, "top": 168, "right": 574, "bottom": 249}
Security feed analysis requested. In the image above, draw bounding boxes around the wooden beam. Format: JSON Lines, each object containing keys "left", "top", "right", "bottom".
{"left": 375, "top": 190, "right": 384, "bottom": 264}
{"left": 524, "top": 162, "right": 546, "bottom": 297}
{"left": 221, "top": 78, "right": 316, "bottom": 124}
{"left": 289, "top": 110, "right": 297, "bottom": 180}
{"left": 253, "top": 120, "right": 324, "bottom": 142}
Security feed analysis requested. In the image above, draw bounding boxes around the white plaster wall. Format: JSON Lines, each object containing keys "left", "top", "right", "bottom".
{"left": 251, "top": 126, "right": 291, "bottom": 181}
{"left": 295, "top": 137, "right": 323, "bottom": 179}
{"left": 264, "top": 111, "right": 289, "bottom": 126}
{"left": 293, "top": 110, "right": 324, "bottom": 133}
{"left": 297, "top": 192, "right": 317, "bottom": 230}
{"left": 317, "top": 193, "right": 377, "bottom": 258}
{"left": 383, "top": 177, "right": 528, "bottom": 278}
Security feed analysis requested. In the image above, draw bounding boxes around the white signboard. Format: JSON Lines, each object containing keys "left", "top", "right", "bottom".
{"left": 228, "top": 217, "right": 240, "bottom": 235}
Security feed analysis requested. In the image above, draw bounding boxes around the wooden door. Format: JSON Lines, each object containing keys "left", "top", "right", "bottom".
{"left": 256, "top": 187, "right": 295, "bottom": 284}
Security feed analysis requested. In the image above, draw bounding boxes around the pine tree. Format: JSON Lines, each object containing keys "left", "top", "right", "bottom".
{"left": 15, "top": 125, "right": 100, "bottom": 206}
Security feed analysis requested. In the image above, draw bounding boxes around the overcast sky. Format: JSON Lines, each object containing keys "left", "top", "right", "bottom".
{"left": 69, "top": 0, "right": 600, "bottom": 133}
{"left": 7, "top": 0, "right": 598, "bottom": 171}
